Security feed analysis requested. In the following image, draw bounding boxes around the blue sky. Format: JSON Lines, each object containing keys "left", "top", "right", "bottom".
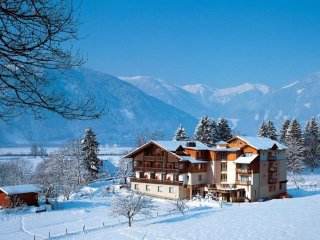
{"left": 76, "top": 0, "right": 320, "bottom": 88}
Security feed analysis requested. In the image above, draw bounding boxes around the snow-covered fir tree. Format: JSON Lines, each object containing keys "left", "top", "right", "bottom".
{"left": 81, "top": 127, "right": 100, "bottom": 181}
{"left": 217, "top": 118, "right": 232, "bottom": 142}
{"left": 258, "top": 121, "right": 268, "bottom": 137}
{"left": 285, "top": 119, "right": 305, "bottom": 188}
{"left": 266, "top": 120, "right": 277, "bottom": 140}
{"left": 258, "top": 120, "right": 277, "bottom": 140}
{"left": 172, "top": 124, "right": 189, "bottom": 141}
{"left": 279, "top": 119, "right": 291, "bottom": 144}
{"left": 193, "top": 116, "right": 218, "bottom": 147}
{"left": 304, "top": 117, "right": 320, "bottom": 172}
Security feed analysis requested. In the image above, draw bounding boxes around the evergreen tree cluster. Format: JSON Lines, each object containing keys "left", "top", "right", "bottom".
{"left": 172, "top": 117, "right": 232, "bottom": 147}
{"left": 257, "top": 120, "right": 277, "bottom": 140}
{"left": 278, "top": 117, "right": 320, "bottom": 173}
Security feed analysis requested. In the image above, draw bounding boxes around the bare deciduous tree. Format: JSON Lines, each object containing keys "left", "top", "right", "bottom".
{"left": 0, "top": 0, "right": 102, "bottom": 121}
{"left": 111, "top": 191, "right": 155, "bottom": 227}
{"left": 135, "top": 129, "right": 164, "bottom": 147}
{"left": 116, "top": 158, "right": 133, "bottom": 185}
{"left": 0, "top": 159, "right": 33, "bottom": 186}
{"left": 170, "top": 199, "right": 189, "bottom": 215}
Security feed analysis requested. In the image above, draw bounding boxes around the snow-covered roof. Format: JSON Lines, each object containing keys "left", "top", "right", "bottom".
{"left": 212, "top": 147, "right": 240, "bottom": 152}
{"left": 0, "top": 184, "right": 42, "bottom": 195}
{"left": 234, "top": 154, "right": 259, "bottom": 164}
{"left": 236, "top": 136, "right": 287, "bottom": 150}
{"left": 216, "top": 141, "right": 228, "bottom": 145}
{"left": 180, "top": 156, "right": 209, "bottom": 164}
{"left": 154, "top": 141, "right": 211, "bottom": 151}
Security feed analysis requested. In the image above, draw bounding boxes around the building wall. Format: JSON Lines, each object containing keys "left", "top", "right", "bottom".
{"left": 0, "top": 192, "right": 38, "bottom": 207}
{"left": 130, "top": 182, "right": 187, "bottom": 199}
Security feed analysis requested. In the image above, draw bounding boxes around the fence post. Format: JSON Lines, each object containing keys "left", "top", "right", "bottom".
{"left": 34, "top": 234, "right": 36, "bottom": 240}
{"left": 103, "top": 222, "right": 105, "bottom": 227}
{"left": 48, "top": 232, "right": 50, "bottom": 239}
{"left": 66, "top": 228, "right": 68, "bottom": 235}
{"left": 83, "top": 225, "right": 85, "bottom": 232}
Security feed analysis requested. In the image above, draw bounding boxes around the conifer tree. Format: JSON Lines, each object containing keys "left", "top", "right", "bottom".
{"left": 304, "top": 117, "right": 320, "bottom": 172}
{"left": 279, "top": 119, "right": 291, "bottom": 144}
{"left": 217, "top": 118, "right": 232, "bottom": 142}
{"left": 81, "top": 128, "right": 100, "bottom": 181}
{"left": 193, "top": 116, "right": 217, "bottom": 146}
{"left": 285, "top": 119, "right": 305, "bottom": 188}
{"left": 266, "top": 120, "right": 278, "bottom": 140}
{"left": 258, "top": 120, "right": 277, "bottom": 140}
{"left": 258, "top": 121, "right": 268, "bottom": 138}
{"left": 172, "top": 124, "right": 189, "bottom": 141}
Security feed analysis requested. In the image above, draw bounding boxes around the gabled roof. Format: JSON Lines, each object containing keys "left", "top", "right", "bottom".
{"left": 229, "top": 136, "right": 287, "bottom": 150}
{"left": 124, "top": 140, "right": 210, "bottom": 159}
{"left": 0, "top": 184, "right": 42, "bottom": 195}
{"left": 234, "top": 154, "right": 259, "bottom": 164}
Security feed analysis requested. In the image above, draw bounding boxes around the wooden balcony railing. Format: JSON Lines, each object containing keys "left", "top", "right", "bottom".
{"left": 235, "top": 180, "right": 251, "bottom": 186}
{"left": 130, "top": 177, "right": 183, "bottom": 186}
{"left": 268, "top": 178, "right": 277, "bottom": 184}
{"left": 134, "top": 166, "right": 182, "bottom": 173}
{"left": 143, "top": 156, "right": 166, "bottom": 161}
{"left": 268, "top": 167, "right": 277, "bottom": 173}
{"left": 236, "top": 169, "right": 252, "bottom": 174}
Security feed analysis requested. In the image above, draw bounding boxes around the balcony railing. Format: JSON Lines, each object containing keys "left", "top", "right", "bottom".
{"left": 130, "top": 177, "right": 183, "bottom": 186}
{"left": 236, "top": 169, "right": 252, "bottom": 174}
{"left": 134, "top": 166, "right": 182, "bottom": 173}
{"left": 268, "top": 167, "right": 277, "bottom": 173}
{"left": 143, "top": 156, "right": 166, "bottom": 161}
{"left": 267, "top": 156, "right": 277, "bottom": 161}
{"left": 235, "top": 180, "right": 251, "bottom": 186}
{"left": 268, "top": 178, "right": 277, "bottom": 184}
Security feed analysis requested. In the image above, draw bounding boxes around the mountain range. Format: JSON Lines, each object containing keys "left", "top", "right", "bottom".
{"left": 1, "top": 68, "right": 320, "bottom": 146}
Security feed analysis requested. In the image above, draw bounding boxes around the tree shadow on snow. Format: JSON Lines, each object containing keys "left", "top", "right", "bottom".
{"left": 59, "top": 200, "right": 110, "bottom": 210}
{"left": 288, "top": 188, "right": 320, "bottom": 198}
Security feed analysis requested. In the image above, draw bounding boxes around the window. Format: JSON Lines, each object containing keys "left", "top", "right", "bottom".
{"left": 245, "top": 152, "right": 252, "bottom": 157}
{"left": 241, "top": 164, "right": 248, "bottom": 170}
{"left": 169, "top": 187, "right": 174, "bottom": 193}
{"left": 174, "top": 162, "right": 179, "bottom": 169}
{"left": 221, "top": 162, "right": 227, "bottom": 172}
{"left": 134, "top": 184, "right": 139, "bottom": 190}
{"left": 173, "top": 175, "right": 179, "bottom": 181}
{"left": 158, "top": 186, "right": 162, "bottom": 192}
{"left": 221, "top": 174, "right": 227, "bottom": 182}
{"left": 240, "top": 175, "right": 249, "bottom": 182}
{"left": 146, "top": 185, "right": 150, "bottom": 191}
{"left": 221, "top": 153, "right": 227, "bottom": 160}
{"left": 198, "top": 175, "right": 202, "bottom": 181}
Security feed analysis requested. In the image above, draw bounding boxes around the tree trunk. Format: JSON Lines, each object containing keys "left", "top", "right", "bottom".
{"left": 128, "top": 217, "right": 132, "bottom": 227}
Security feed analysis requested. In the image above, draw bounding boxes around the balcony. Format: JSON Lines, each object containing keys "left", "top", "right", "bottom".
{"left": 235, "top": 180, "right": 251, "bottom": 186}
{"left": 268, "top": 166, "right": 277, "bottom": 173}
{"left": 133, "top": 166, "right": 182, "bottom": 173}
{"left": 267, "top": 156, "right": 277, "bottom": 161}
{"left": 236, "top": 168, "right": 252, "bottom": 174}
{"left": 130, "top": 177, "right": 183, "bottom": 186}
{"left": 268, "top": 178, "right": 277, "bottom": 184}
{"left": 143, "top": 156, "right": 166, "bottom": 161}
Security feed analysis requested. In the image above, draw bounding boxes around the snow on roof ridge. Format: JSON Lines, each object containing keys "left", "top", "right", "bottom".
{"left": 0, "top": 184, "right": 42, "bottom": 195}
{"left": 237, "top": 136, "right": 286, "bottom": 150}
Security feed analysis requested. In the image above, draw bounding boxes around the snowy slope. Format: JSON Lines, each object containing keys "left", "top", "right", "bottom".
{"left": 1, "top": 174, "right": 320, "bottom": 240}
{"left": 0, "top": 68, "right": 197, "bottom": 146}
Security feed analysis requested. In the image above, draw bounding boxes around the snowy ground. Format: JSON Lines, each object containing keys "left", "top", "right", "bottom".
{"left": 1, "top": 173, "right": 320, "bottom": 240}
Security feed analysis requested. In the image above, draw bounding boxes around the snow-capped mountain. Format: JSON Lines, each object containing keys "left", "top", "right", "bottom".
{"left": 122, "top": 73, "right": 320, "bottom": 135}
{"left": 0, "top": 68, "right": 197, "bottom": 146}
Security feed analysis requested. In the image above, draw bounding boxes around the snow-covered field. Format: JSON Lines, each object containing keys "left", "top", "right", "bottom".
{"left": 1, "top": 173, "right": 320, "bottom": 240}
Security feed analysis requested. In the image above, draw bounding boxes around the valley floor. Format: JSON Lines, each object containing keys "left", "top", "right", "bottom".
{"left": 1, "top": 176, "right": 320, "bottom": 240}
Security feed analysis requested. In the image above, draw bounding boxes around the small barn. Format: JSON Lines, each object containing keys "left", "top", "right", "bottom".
{"left": 0, "top": 184, "right": 41, "bottom": 208}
